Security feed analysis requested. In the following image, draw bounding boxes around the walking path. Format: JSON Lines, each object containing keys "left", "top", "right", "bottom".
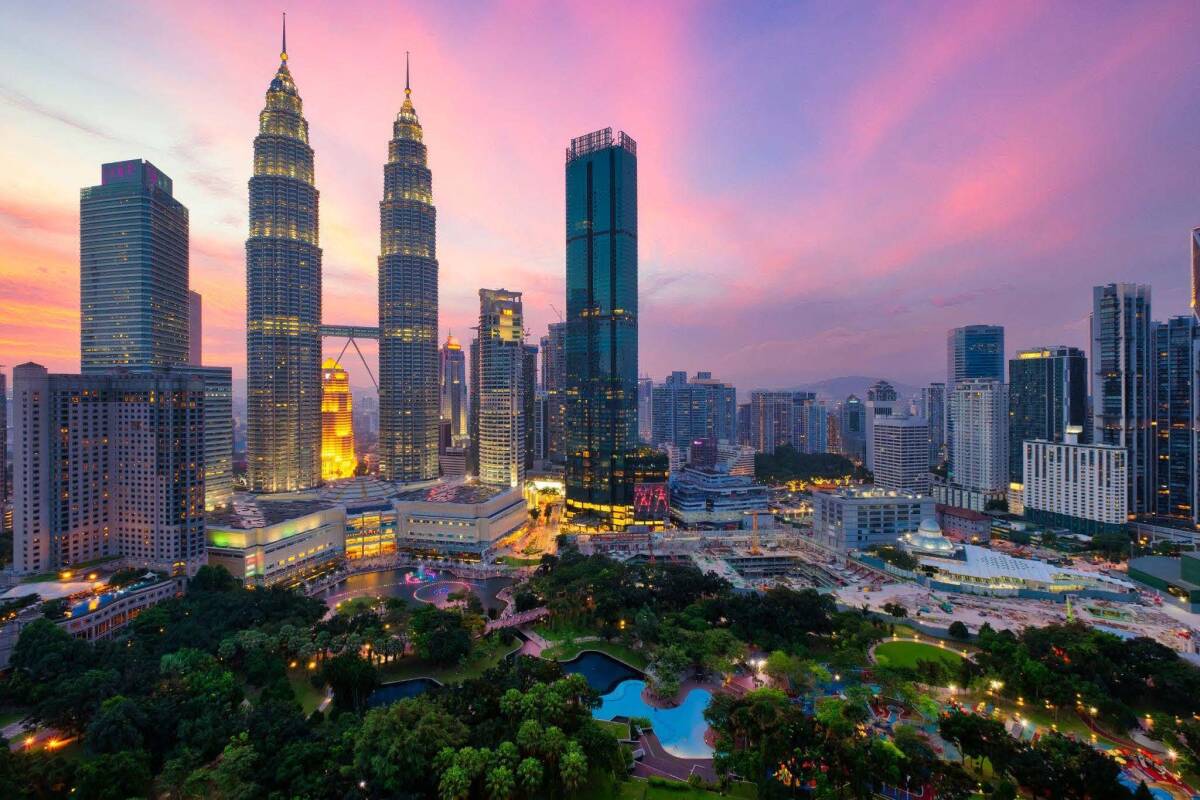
{"left": 632, "top": 730, "right": 717, "bottom": 783}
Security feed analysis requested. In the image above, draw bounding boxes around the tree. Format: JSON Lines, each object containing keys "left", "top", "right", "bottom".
{"left": 73, "top": 750, "right": 153, "bottom": 800}
{"left": 352, "top": 698, "right": 470, "bottom": 796}
{"left": 321, "top": 652, "right": 378, "bottom": 712}
{"left": 485, "top": 765, "right": 516, "bottom": 800}
{"left": 439, "top": 765, "right": 471, "bottom": 800}
{"left": 882, "top": 601, "right": 908, "bottom": 618}
{"left": 85, "top": 695, "right": 147, "bottom": 755}
{"left": 517, "top": 757, "right": 543, "bottom": 795}
{"left": 411, "top": 606, "right": 473, "bottom": 666}
{"left": 948, "top": 620, "right": 969, "bottom": 640}
{"left": 559, "top": 742, "right": 588, "bottom": 793}
{"left": 190, "top": 564, "right": 239, "bottom": 592}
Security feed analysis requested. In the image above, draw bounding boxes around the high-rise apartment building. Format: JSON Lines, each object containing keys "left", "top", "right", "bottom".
{"left": 321, "top": 359, "right": 356, "bottom": 480}
{"left": 872, "top": 415, "right": 931, "bottom": 494}
{"left": 1091, "top": 283, "right": 1152, "bottom": 514}
{"left": 564, "top": 128, "right": 640, "bottom": 530}
{"left": 798, "top": 399, "right": 828, "bottom": 454}
{"left": 379, "top": 60, "right": 440, "bottom": 483}
{"left": 170, "top": 365, "right": 234, "bottom": 512}
{"left": 864, "top": 380, "right": 899, "bottom": 471}
{"left": 947, "top": 325, "right": 1005, "bottom": 386}
{"left": 439, "top": 333, "right": 467, "bottom": 441}
{"left": 920, "top": 383, "right": 945, "bottom": 466}
{"left": 948, "top": 379, "right": 1008, "bottom": 496}
{"left": 748, "top": 391, "right": 794, "bottom": 454}
{"left": 81, "top": 159, "right": 189, "bottom": 372}
{"left": 246, "top": 32, "right": 322, "bottom": 492}
{"left": 477, "top": 289, "right": 525, "bottom": 488}
{"left": 522, "top": 343, "right": 538, "bottom": 470}
{"left": 1023, "top": 429, "right": 1128, "bottom": 535}
{"left": 1152, "top": 317, "right": 1196, "bottom": 520}
{"left": 638, "top": 377, "right": 654, "bottom": 444}
{"left": 841, "top": 394, "right": 866, "bottom": 461}
{"left": 540, "top": 322, "right": 566, "bottom": 463}
{"left": 188, "top": 290, "right": 202, "bottom": 365}
{"left": 651, "top": 371, "right": 737, "bottom": 451}
{"left": 13, "top": 363, "right": 206, "bottom": 576}
{"left": 1007, "top": 346, "right": 1087, "bottom": 486}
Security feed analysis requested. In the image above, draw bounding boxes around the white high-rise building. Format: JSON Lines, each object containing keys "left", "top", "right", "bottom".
{"left": 873, "top": 416, "right": 930, "bottom": 494}
{"left": 864, "top": 380, "right": 899, "bottom": 471}
{"left": 476, "top": 289, "right": 525, "bottom": 488}
{"left": 948, "top": 379, "right": 1008, "bottom": 498}
{"left": 1023, "top": 428, "right": 1128, "bottom": 534}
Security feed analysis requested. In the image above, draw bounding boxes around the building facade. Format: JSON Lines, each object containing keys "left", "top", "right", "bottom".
{"left": 651, "top": 371, "right": 737, "bottom": 451}
{"left": 947, "top": 325, "right": 1005, "bottom": 386}
{"left": 321, "top": 359, "right": 356, "bottom": 480}
{"left": 540, "top": 322, "right": 566, "bottom": 463}
{"left": 840, "top": 394, "right": 866, "bottom": 461}
{"left": 864, "top": 380, "right": 899, "bottom": 471}
{"left": 439, "top": 333, "right": 467, "bottom": 442}
{"left": 246, "top": 38, "right": 322, "bottom": 492}
{"left": 81, "top": 160, "right": 189, "bottom": 373}
{"left": 920, "top": 383, "right": 945, "bottom": 466}
{"left": 563, "top": 128, "right": 640, "bottom": 530}
{"left": 188, "top": 290, "right": 202, "bottom": 365}
{"left": 13, "top": 364, "right": 206, "bottom": 576}
{"left": 476, "top": 289, "right": 525, "bottom": 488}
{"left": 948, "top": 379, "right": 1008, "bottom": 498}
{"left": 1152, "top": 317, "right": 1196, "bottom": 521}
{"left": 669, "top": 465, "right": 768, "bottom": 529}
{"left": 748, "top": 390, "right": 794, "bottom": 454}
{"left": 1091, "top": 283, "right": 1152, "bottom": 515}
{"left": 378, "top": 64, "right": 440, "bottom": 483}
{"left": 873, "top": 415, "right": 931, "bottom": 494}
{"left": 1022, "top": 431, "right": 1128, "bottom": 535}
{"left": 1007, "top": 346, "right": 1087, "bottom": 486}
{"left": 811, "top": 487, "right": 935, "bottom": 553}
{"left": 522, "top": 343, "right": 538, "bottom": 470}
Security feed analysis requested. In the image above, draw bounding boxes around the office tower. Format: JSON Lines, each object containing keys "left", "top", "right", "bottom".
{"left": 790, "top": 392, "right": 816, "bottom": 452}
{"left": 1023, "top": 429, "right": 1128, "bottom": 535}
{"left": 1091, "top": 283, "right": 1152, "bottom": 514}
{"left": 920, "top": 383, "right": 945, "bottom": 466}
{"left": 477, "top": 289, "right": 525, "bottom": 488}
{"left": 736, "top": 402, "right": 751, "bottom": 446}
{"left": 873, "top": 415, "right": 931, "bottom": 494}
{"left": 188, "top": 291, "right": 202, "bottom": 365}
{"left": 321, "top": 359, "right": 356, "bottom": 480}
{"left": 841, "top": 394, "right": 866, "bottom": 460}
{"left": 13, "top": 364, "right": 205, "bottom": 576}
{"left": 533, "top": 390, "right": 548, "bottom": 463}
{"left": 246, "top": 29, "right": 322, "bottom": 492}
{"left": 1007, "top": 347, "right": 1087, "bottom": 485}
{"left": 1152, "top": 317, "right": 1196, "bottom": 520}
{"left": 439, "top": 333, "right": 467, "bottom": 440}
{"left": 651, "top": 371, "right": 737, "bottom": 451}
{"left": 564, "top": 128, "right": 640, "bottom": 530}
{"left": 748, "top": 391, "right": 794, "bottom": 454}
{"left": 522, "top": 343, "right": 538, "bottom": 470}
{"left": 81, "top": 159, "right": 189, "bottom": 372}
{"left": 688, "top": 437, "right": 718, "bottom": 469}
{"left": 1192, "top": 227, "right": 1200, "bottom": 322}
{"left": 540, "top": 322, "right": 566, "bottom": 463}
{"left": 638, "top": 377, "right": 654, "bottom": 444}
{"left": 864, "top": 380, "right": 899, "bottom": 471}
{"left": 826, "top": 407, "right": 842, "bottom": 456}
{"left": 379, "top": 59, "right": 440, "bottom": 484}
{"left": 948, "top": 379, "right": 1008, "bottom": 496}
{"left": 947, "top": 325, "right": 1005, "bottom": 386}
{"left": 800, "top": 400, "right": 829, "bottom": 454}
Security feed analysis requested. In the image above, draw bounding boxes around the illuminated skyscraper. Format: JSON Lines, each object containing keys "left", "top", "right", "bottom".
{"left": 81, "top": 159, "right": 189, "bottom": 372}
{"left": 564, "top": 128, "right": 640, "bottom": 530}
{"left": 477, "top": 289, "right": 525, "bottom": 488}
{"left": 379, "top": 56, "right": 439, "bottom": 484}
{"left": 440, "top": 333, "right": 467, "bottom": 440}
{"left": 321, "top": 359, "right": 356, "bottom": 480}
{"left": 540, "top": 322, "right": 566, "bottom": 462}
{"left": 246, "top": 20, "right": 322, "bottom": 492}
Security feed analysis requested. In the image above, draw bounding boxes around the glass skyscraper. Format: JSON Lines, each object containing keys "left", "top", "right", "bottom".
{"left": 379, "top": 61, "right": 439, "bottom": 483}
{"left": 1007, "top": 346, "right": 1087, "bottom": 484}
{"left": 540, "top": 322, "right": 566, "bottom": 463}
{"left": 1091, "top": 283, "right": 1151, "bottom": 515}
{"left": 476, "top": 289, "right": 525, "bottom": 488}
{"left": 947, "top": 325, "right": 1006, "bottom": 386}
{"left": 81, "top": 159, "right": 189, "bottom": 372}
{"left": 564, "top": 128, "right": 640, "bottom": 530}
{"left": 245, "top": 31, "right": 322, "bottom": 492}
{"left": 1152, "top": 316, "right": 1196, "bottom": 520}
{"left": 439, "top": 333, "right": 467, "bottom": 441}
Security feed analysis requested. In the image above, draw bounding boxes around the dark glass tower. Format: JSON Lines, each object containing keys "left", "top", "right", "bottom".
{"left": 1007, "top": 346, "right": 1087, "bottom": 483}
{"left": 245, "top": 23, "right": 322, "bottom": 492}
{"left": 379, "top": 58, "right": 439, "bottom": 483}
{"left": 563, "top": 128, "right": 639, "bottom": 530}
{"left": 81, "top": 160, "right": 189, "bottom": 372}
{"left": 1152, "top": 317, "right": 1196, "bottom": 520}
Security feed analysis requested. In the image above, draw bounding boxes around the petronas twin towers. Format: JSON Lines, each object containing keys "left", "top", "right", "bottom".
{"left": 247, "top": 21, "right": 438, "bottom": 491}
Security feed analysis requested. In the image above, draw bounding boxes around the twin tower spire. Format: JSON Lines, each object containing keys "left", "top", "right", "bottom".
{"left": 246, "top": 15, "right": 439, "bottom": 492}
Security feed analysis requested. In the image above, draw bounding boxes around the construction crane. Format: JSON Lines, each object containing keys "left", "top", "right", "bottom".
{"left": 744, "top": 510, "right": 764, "bottom": 555}
{"left": 549, "top": 304, "right": 564, "bottom": 322}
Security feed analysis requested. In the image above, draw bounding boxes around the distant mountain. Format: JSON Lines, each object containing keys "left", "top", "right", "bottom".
{"left": 783, "top": 375, "right": 927, "bottom": 402}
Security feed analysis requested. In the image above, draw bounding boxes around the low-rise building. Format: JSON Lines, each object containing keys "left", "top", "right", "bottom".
{"left": 935, "top": 504, "right": 992, "bottom": 543}
{"left": 60, "top": 577, "right": 178, "bottom": 641}
{"left": 811, "top": 487, "right": 934, "bottom": 552}
{"left": 915, "top": 542, "right": 1135, "bottom": 598}
{"left": 206, "top": 495, "right": 345, "bottom": 586}
{"left": 669, "top": 465, "right": 768, "bottom": 529}
{"left": 392, "top": 482, "right": 527, "bottom": 561}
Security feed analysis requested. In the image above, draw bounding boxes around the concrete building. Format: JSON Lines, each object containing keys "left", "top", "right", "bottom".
{"left": 872, "top": 415, "right": 931, "bottom": 494}
{"left": 948, "top": 379, "right": 1008, "bottom": 499}
{"left": 13, "top": 364, "right": 206, "bottom": 576}
{"left": 522, "top": 343, "right": 538, "bottom": 471}
{"left": 748, "top": 390, "right": 794, "bottom": 454}
{"left": 1091, "top": 283, "right": 1152, "bottom": 514}
{"left": 540, "top": 323, "right": 566, "bottom": 462}
{"left": 946, "top": 325, "right": 1005, "bottom": 468}
{"left": 392, "top": 482, "right": 527, "bottom": 560}
{"left": 207, "top": 495, "right": 344, "bottom": 587}
{"left": 920, "top": 383, "right": 945, "bottom": 466}
{"left": 188, "top": 290, "right": 202, "bottom": 365}
{"left": 935, "top": 504, "right": 992, "bottom": 543}
{"left": 864, "top": 380, "right": 899, "bottom": 471}
{"left": 651, "top": 371, "right": 737, "bottom": 451}
{"left": 811, "top": 487, "right": 935, "bottom": 553}
{"left": 1022, "top": 428, "right": 1128, "bottom": 535}
{"left": 475, "top": 289, "right": 525, "bottom": 488}
{"left": 717, "top": 443, "right": 756, "bottom": 477}
{"left": 669, "top": 464, "right": 768, "bottom": 529}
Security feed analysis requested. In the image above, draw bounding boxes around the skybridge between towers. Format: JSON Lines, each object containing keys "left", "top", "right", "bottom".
{"left": 320, "top": 324, "right": 380, "bottom": 390}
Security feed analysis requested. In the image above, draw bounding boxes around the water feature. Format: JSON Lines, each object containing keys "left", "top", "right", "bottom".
{"left": 595, "top": 680, "right": 714, "bottom": 759}
{"left": 326, "top": 567, "right": 513, "bottom": 613}
{"left": 560, "top": 651, "right": 642, "bottom": 694}
{"left": 366, "top": 678, "right": 440, "bottom": 707}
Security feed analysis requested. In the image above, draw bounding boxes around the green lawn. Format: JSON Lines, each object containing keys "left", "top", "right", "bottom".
{"left": 582, "top": 775, "right": 757, "bottom": 800}
{"left": 378, "top": 638, "right": 520, "bottom": 685}
{"left": 542, "top": 639, "right": 650, "bottom": 671}
{"left": 499, "top": 555, "right": 542, "bottom": 567}
{"left": 287, "top": 669, "right": 327, "bottom": 714}
{"left": 873, "top": 640, "right": 965, "bottom": 670}
{"left": 596, "top": 718, "right": 631, "bottom": 740}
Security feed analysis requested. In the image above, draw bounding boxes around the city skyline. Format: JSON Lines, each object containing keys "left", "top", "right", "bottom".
{"left": 2, "top": 2, "right": 1200, "bottom": 392}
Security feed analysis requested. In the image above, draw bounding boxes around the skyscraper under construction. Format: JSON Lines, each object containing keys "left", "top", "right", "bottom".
{"left": 246, "top": 18, "right": 322, "bottom": 492}
{"left": 378, "top": 56, "right": 439, "bottom": 483}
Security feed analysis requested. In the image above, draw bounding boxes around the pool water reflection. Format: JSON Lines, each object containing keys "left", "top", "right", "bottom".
{"left": 595, "top": 680, "right": 714, "bottom": 759}
{"left": 560, "top": 651, "right": 641, "bottom": 694}
{"left": 366, "top": 677, "right": 440, "bottom": 707}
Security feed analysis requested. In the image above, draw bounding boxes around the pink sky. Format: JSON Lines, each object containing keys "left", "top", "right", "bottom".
{"left": 1, "top": 1, "right": 1198, "bottom": 393}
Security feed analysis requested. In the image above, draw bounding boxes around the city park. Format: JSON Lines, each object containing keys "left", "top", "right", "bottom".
{"left": 2, "top": 546, "right": 1200, "bottom": 799}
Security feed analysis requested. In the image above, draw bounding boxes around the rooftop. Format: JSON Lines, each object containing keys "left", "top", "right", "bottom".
{"left": 209, "top": 493, "right": 336, "bottom": 529}
{"left": 394, "top": 480, "right": 511, "bottom": 505}
{"left": 922, "top": 544, "right": 1135, "bottom": 590}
